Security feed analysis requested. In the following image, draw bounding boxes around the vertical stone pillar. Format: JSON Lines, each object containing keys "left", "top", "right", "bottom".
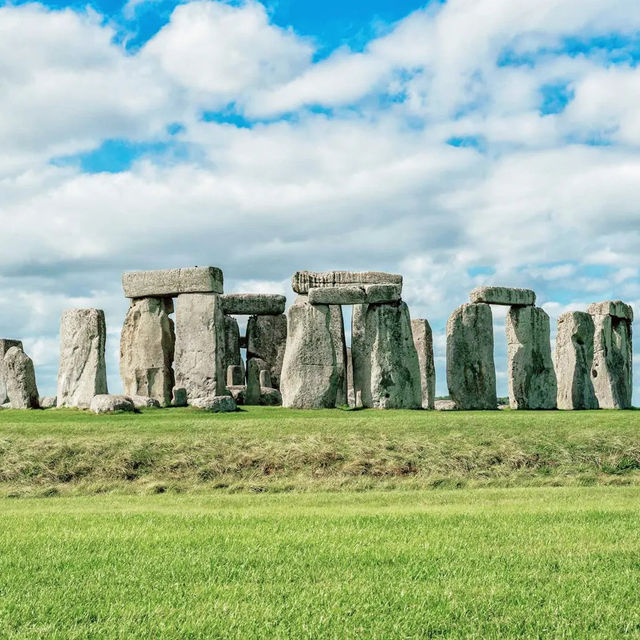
{"left": 174, "top": 293, "right": 225, "bottom": 404}
{"left": 245, "top": 357, "right": 269, "bottom": 405}
{"left": 506, "top": 305, "right": 557, "bottom": 410}
{"left": 223, "top": 316, "right": 245, "bottom": 384}
{"left": 4, "top": 346, "right": 39, "bottom": 409}
{"left": 330, "top": 305, "right": 348, "bottom": 406}
{"left": 555, "top": 312, "right": 598, "bottom": 410}
{"left": 346, "top": 347, "right": 355, "bottom": 407}
{"left": 120, "top": 298, "right": 175, "bottom": 406}
{"left": 57, "top": 308, "right": 108, "bottom": 408}
{"left": 351, "top": 303, "right": 368, "bottom": 407}
{"left": 0, "top": 339, "right": 23, "bottom": 404}
{"left": 411, "top": 318, "right": 436, "bottom": 409}
{"left": 246, "top": 314, "right": 287, "bottom": 389}
{"left": 446, "top": 303, "right": 496, "bottom": 410}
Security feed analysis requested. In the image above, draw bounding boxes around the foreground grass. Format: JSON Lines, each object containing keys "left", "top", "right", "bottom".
{"left": 0, "top": 407, "right": 639, "bottom": 495}
{"left": 1, "top": 487, "right": 639, "bottom": 638}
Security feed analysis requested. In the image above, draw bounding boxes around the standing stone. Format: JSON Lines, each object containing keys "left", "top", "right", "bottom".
{"left": 227, "top": 364, "right": 244, "bottom": 387}
{"left": 346, "top": 347, "right": 355, "bottom": 407}
{"left": 411, "top": 318, "right": 436, "bottom": 410}
{"left": 57, "top": 309, "right": 108, "bottom": 408}
{"left": 223, "top": 316, "right": 245, "bottom": 383}
{"left": 351, "top": 304, "right": 368, "bottom": 408}
{"left": 174, "top": 293, "right": 225, "bottom": 404}
{"left": 246, "top": 314, "right": 287, "bottom": 389}
{"left": 446, "top": 303, "right": 496, "bottom": 410}
{"left": 4, "top": 346, "right": 39, "bottom": 409}
{"left": 259, "top": 369, "right": 272, "bottom": 388}
{"left": 245, "top": 357, "right": 269, "bottom": 405}
{"left": 330, "top": 305, "right": 348, "bottom": 406}
{"left": 280, "top": 297, "right": 343, "bottom": 408}
{"left": 120, "top": 298, "right": 175, "bottom": 407}
{"left": 358, "top": 302, "right": 422, "bottom": 409}
{"left": 0, "top": 339, "right": 23, "bottom": 404}
{"left": 588, "top": 302, "right": 633, "bottom": 409}
{"left": 555, "top": 312, "right": 598, "bottom": 410}
{"left": 506, "top": 306, "right": 557, "bottom": 410}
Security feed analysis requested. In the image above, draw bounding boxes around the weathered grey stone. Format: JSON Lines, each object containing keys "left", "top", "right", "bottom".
{"left": 351, "top": 304, "right": 368, "bottom": 407}
{"left": 227, "top": 364, "right": 244, "bottom": 387}
{"left": 356, "top": 302, "right": 422, "bottom": 409}
{"left": 246, "top": 314, "right": 287, "bottom": 389}
{"left": 308, "top": 284, "right": 401, "bottom": 306}
{"left": 122, "top": 266, "right": 223, "bottom": 298}
{"left": 280, "top": 297, "right": 344, "bottom": 408}
{"left": 446, "top": 303, "right": 497, "bottom": 410}
{"left": 259, "top": 369, "right": 272, "bottom": 388}
{"left": 57, "top": 308, "right": 108, "bottom": 409}
{"left": 172, "top": 387, "right": 187, "bottom": 407}
{"left": 330, "top": 305, "right": 348, "bottom": 406}
{"left": 39, "top": 396, "right": 57, "bottom": 409}
{"left": 222, "top": 316, "right": 245, "bottom": 384}
{"left": 0, "top": 339, "right": 23, "bottom": 404}
{"left": 346, "top": 347, "right": 355, "bottom": 407}
{"left": 435, "top": 399, "right": 457, "bottom": 411}
{"left": 260, "top": 387, "right": 282, "bottom": 406}
{"left": 129, "top": 395, "right": 161, "bottom": 409}
{"left": 190, "top": 395, "right": 237, "bottom": 412}
{"left": 470, "top": 286, "right": 536, "bottom": 306}
{"left": 4, "top": 347, "right": 39, "bottom": 409}
{"left": 174, "top": 293, "right": 226, "bottom": 405}
{"left": 293, "top": 270, "right": 403, "bottom": 294}
{"left": 555, "top": 312, "right": 598, "bottom": 410}
{"left": 227, "top": 385, "right": 246, "bottom": 405}
{"left": 590, "top": 304, "right": 633, "bottom": 409}
{"left": 120, "top": 298, "right": 175, "bottom": 407}
{"left": 90, "top": 394, "right": 135, "bottom": 414}
{"left": 220, "top": 293, "right": 286, "bottom": 316}
{"left": 506, "top": 306, "right": 557, "bottom": 409}
{"left": 587, "top": 300, "right": 633, "bottom": 322}
{"left": 246, "top": 357, "right": 269, "bottom": 405}
{"left": 411, "top": 318, "right": 436, "bottom": 410}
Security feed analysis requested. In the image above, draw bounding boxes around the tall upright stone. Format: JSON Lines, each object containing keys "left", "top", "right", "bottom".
{"left": 446, "top": 303, "right": 496, "bottom": 410}
{"left": 0, "top": 339, "right": 23, "bottom": 404}
{"left": 120, "top": 298, "right": 175, "bottom": 406}
{"left": 4, "top": 346, "right": 39, "bottom": 409}
{"left": 223, "top": 316, "right": 245, "bottom": 383}
{"left": 351, "top": 304, "right": 368, "bottom": 407}
{"left": 411, "top": 318, "right": 436, "bottom": 410}
{"left": 280, "top": 296, "right": 343, "bottom": 408}
{"left": 555, "top": 312, "right": 598, "bottom": 410}
{"left": 346, "top": 347, "right": 355, "bottom": 407}
{"left": 357, "top": 302, "right": 422, "bottom": 409}
{"left": 57, "top": 309, "right": 108, "bottom": 408}
{"left": 246, "top": 314, "right": 287, "bottom": 389}
{"left": 588, "top": 301, "right": 633, "bottom": 409}
{"left": 174, "top": 293, "right": 225, "bottom": 404}
{"left": 506, "top": 305, "right": 557, "bottom": 410}
{"left": 245, "top": 357, "right": 269, "bottom": 405}
{"left": 330, "top": 305, "right": 348, "bottom": 406}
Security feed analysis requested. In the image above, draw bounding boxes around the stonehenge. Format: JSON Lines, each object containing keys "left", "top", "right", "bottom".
{"left": 220, "top": 293, "right": 286, "bottom": 316}
{"left": 293, "top": 270, "right": 402, "bottom": 294}
{"left": 122, "top": 267, "right": 223, "bottom": 298}
{"left": 470, "top": 286, "right": 536, "bottom": 306}
{"left": 0, "top": 339, "right": 23, "bottom": 404}
{"left": 4, "top": 346, "right": 39, "bottom": 409}
{"left": 246, "top": 314, "right": 287, "bottom": 389}
{"left": 411, "top": 319, "right": 436, "bottom": 410}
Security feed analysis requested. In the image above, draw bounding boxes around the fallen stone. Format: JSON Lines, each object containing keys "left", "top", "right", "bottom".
{"left": 411, "top": 318, "right": 436, "bottom": 410}
{"left": 587, "top": 300, "right": 633, "bottom": 322}
{"left": 172, "top": 387, "right": 187, "bottom": 407}
{"left": 90, "top": 394, "right": 135, "bottom": 414}
{"left": 260, "top": 387, "right": 282, "bottom": 406}
{"left": 246, "top": 314, "right": 287, "bottom": 389}
{"left": 446, "top": 303, "right": 497, "bottom": 410}
{"left": 308, "top": 284, "right": 401, "bottom": 306}
{"left": 190, "top": 395, "right": 237, "bottom": 412}
{"left": 39, "top": 396, "right": 57, "bottom": 409}
{"left": 220, "top": 294, "right": 286, "bottom": 316}
{"left": 555, "top": 312, "right": 598, "bottom": 410}
{"left": 293, "top": 270, "right": 403, "bottom": 294}
{"left": 57, "top": 308, "right": 108, "bottom": 409}
{"left": 470, "top": 286, "right": 536, "bottom": 306}
{"left": 222, "top": 316, "right": 245, "bottom": 384}
{"left": 0, "top": 339, "right": 23, "bottom": 404}
{"left": 4, "top": 346, "right": 39, "bottom": 409}
{"left": 434, "top": 399, "right": 457, "bottom": 411}
{"left": 245, "top": 357, "right": 269, "bottom": 405}
{"left": 227, "top": 364, "right": 244, "bottom": 387}
{"left": 129, "top": 395, "right": 161, "bottom": 409}
{"left": 506, "top": 305, "right": 557, "bottom": 410}
{"left": 122, "top": 266, "right": 224, "bottom": 298}
{"left": 120, "top": 298, "right": 175, "bottom": 407}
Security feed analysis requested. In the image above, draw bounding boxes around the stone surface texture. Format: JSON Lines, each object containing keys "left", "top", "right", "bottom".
{"left": 246, "top": 314, "right": 287, "bottom": 389}
{"left": 174, "top": 293, "right": 226, "bottom": 405}
{"left": 90, "top": 394, "right": 135, "bottom": 414}
{"left": 220, "top": 294, "right": 286, "bottom": 316}
{"left": 57, "top": 308, "right": 108, "bottom": 408}
{"left": 351, "top": 304, "right": 368, "bottom": 408}
{"left": 346, "top": 347, "right": 355, "bottom": 407}
{"left": 292, "top": 270, "right": 402, "bottom": 294}
{"left": 506, "top": 306, "right": 557, "bottom": 410}
{"left": 172, "top": 387, "right": 187, "bottom": 407}
{"left": 434, "top": 399, "right": 457, "bottom": 411}
{"left": 190, "top": 395, "right": 237, "bottom": 412}
{"left": 587, "top": 301, "right": 633, "bottom": 322}
{"left": 122, "top": 267, "right": 223, "bottom": 298}
{"left": 308, "top": 284, "right": 401, "bottom": 306}
{"left": 129, "top": 395, "right": 161, "bottom": 409}
{"left": 4, "top": 346, "right": 39, "bottom": 409}
{"left": 227, "top": 364, "right": 244, "bottom": 387}
{"left": 411, "top": 318, "right": 436, "bottom": 410}
{"left": 245, "top": 357, "right": 269, "bottom": 405}
{"left": 39, "top": 396, "right": 57, "bottom": 409}
{"left": 555, "top": 312, "right": 598, "bottom": 410}
{"left": 120, "top": 298, "right": 175, "bottom": 407}
{"left": 446, "top": 303, "right": 497, "bottom": 410}
{"left": 0, "top": 339, "right": 23, "bottom": 404}
{"left": 259, "top": 369, "right": 272, "bottom": 388}
{"left": 222, "top": 316, "right": 245, "bottom": 384}
{"left": 259, "top": 387, "right": 282, "bottom": 406}
{"left": 470, "top": 286, "right": 536, "bottom": 306}
{"left": 329, "top": 305, "right": 348, "bottom": 406}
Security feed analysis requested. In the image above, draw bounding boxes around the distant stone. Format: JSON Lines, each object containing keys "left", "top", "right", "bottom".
{"left": 222, "top": 316, "right": 245, "bottom": 384}
{"left": 227, "top": 385, "right": 246, "bottom": 405}
{"left": 4, "top": 346, "right": 39, "bottom": 409}
{"left": 506, "top": 306, "right": 557, "bottom": 410}
{"left": 122, "top": 267, "right": 224, "bottom": 298}
{"left": 346, "top": 347, "right": 355, "bottom": 408}
{"left": 172, "top": 387, "right": 187, "bottom": 407}
{"left": 90, "top": 394, "right": 135, "bottom": 414}
{"left": 292, "top": 270, "right": 403, "bottom": 294}
{"left": 259, "top": 369, "right": 272, "bottom": 388}
{"left": 411, "top": 318, "right": 436, "bottom": 410}
{"left": 129, "top": 395, "right": 161, "bottom": 409}
{"left": 246, "top": 314, "right": 287, "bottom": 389}
{"left": 555, "top": 312, "right": 598, "bottom": 410}
{"left": 190, "top": 395, "right": 237, "bottom": 412}
{"left": 308, "top": 284, "right": 401, "bottom": 306}
{"left": 587, "top": 300, "right": 633, "bottom": 322}
{"left": 470, "top": 286, "right": 536, "bottom": 306}
{"left": 446, "top": 303, "right": 497, "bottom": 410}
{"left": 57, "top": 308, "right": 108, "bottom": 409}
{"left": 351, "top": 304, "right": 368, "bottom": 407}
{"left": 245, "top": 357, "right": 269, "bottom": 405}
{"left": 227, "top": 364, "right": 244, "bottom": 387}
{"left": 259, "top": 387, "right": 282, "bottom": 406}
{"left": 39, "top": 396, "right": 57, "bottom": 409}
{"left": 0, "top": 339, "right": 23, "bottom": 404}
{"left": 220, "top": 293, "right": 286, "bottom": 316}
{"left": 434, "top": 399, "right": 457, "bottom": 411}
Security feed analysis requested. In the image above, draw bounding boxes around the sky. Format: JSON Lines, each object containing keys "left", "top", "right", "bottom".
{"left": 1, "top": 0, "right": 640, "bottom": 399}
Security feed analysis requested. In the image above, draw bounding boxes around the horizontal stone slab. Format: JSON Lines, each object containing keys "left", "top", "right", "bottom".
{"left": 292, "top": 270, "right": 402, "bottom": 294}
{"left": 470, "top": 286, "right": 536, "bottom": 306}
{"left": 587, "top": 300, "right": 634, "bottom": 322}
{"left": 220, "top": 294, "right": 286, "bottom": 315}
{"left": 122, "top": 267, "right": 223, "bottom": 298}
{"left": 308, "top": 284, "right": 401, "bottom": 305}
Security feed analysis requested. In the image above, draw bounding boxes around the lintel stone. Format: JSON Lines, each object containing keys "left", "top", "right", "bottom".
{"left": 220, "top": 293, "right": 286, "bottom": 315}
{"left": 587, "top": 300, "right": 634, "bottom": 322}
{"left": 470, "top": 286, "right": 536, "bottom": 306}
{"left": 122, "top": 267, "right": 223, "bottom": 298}
{"left": 308, "top": 284, "right": 401, "bottom": 305}
{"left": 292, "top": 270, "right": 402, "bottom": 294}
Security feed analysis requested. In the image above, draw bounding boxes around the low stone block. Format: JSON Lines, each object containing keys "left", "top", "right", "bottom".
{"left": 308, "top": 284, "right": 401, "bottom": 306}
{"left": 129, "top": 395, "right": 161, "bottom": 409}
{"left": 434, "top": 399, "right": 457, "bottom": 411}
{"left": 259, "top": 387, "right": 282, "bottom": 406}
{"left": 220, "top": 294, "right": 286, "bottom": 316}
{"left": 470, "top": 286, "right": 536, "bottom": 306}
{"left": 90, "top": 394, "right": 135, "bottom": 414}
{"left": 190, "top": 395, "right": 237, "bottom": 412}
{"left": 122, "top": 267, "right": 223, "bottom": 298}
{"left": 259, "top": 369, "right": 272, "bottom": 388}
{"left": 292, "top": 270, "right": 403, "bottom": 294}
{"left": 39, "top": 396, "right": 57, "bottom": 409}
{"left": 227, "top": 385, "right": 246, "bottom": 405}
{"left": 172, "top": 387, "right": 187, "bottom": 407}
{"left": 587, "top": 300, "right": 634, "bottom": 322}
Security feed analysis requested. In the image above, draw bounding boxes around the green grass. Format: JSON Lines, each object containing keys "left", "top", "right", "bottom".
{"left": 1, "top": 487, "right": 640, "bottom": 638}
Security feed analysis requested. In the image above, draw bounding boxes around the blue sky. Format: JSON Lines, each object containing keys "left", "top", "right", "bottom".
{"left": 0, "top": 0, "right": 639, "bottom": 399}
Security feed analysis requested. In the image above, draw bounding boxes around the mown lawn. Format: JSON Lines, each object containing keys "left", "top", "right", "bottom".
{"left": 1, "top": 487, "right": 639, "bottom": 639}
